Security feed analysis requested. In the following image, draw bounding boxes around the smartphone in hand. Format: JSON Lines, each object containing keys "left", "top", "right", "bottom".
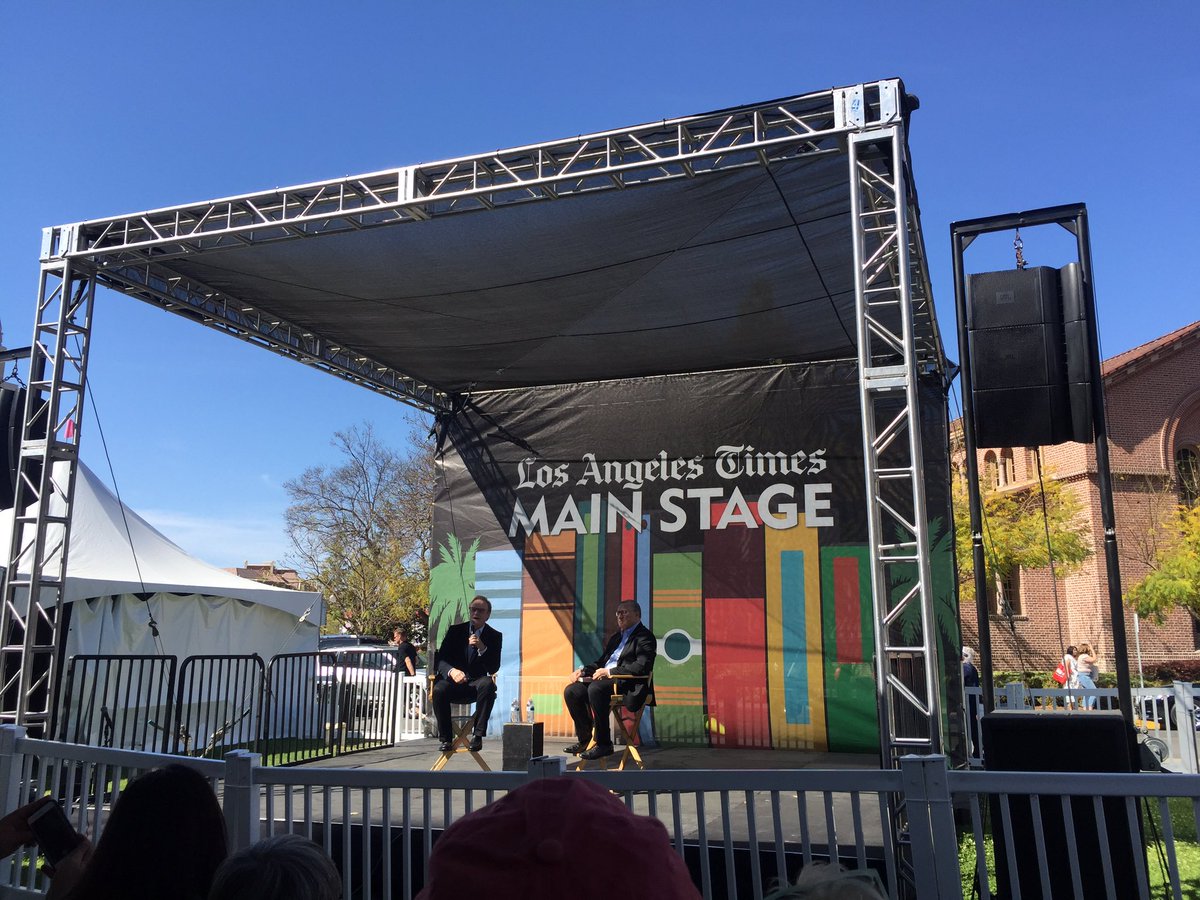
{"left": 26, "top": 802, "right": 81, "bottom": 867}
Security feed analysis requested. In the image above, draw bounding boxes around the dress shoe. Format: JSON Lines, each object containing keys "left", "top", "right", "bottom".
{"left": 468, "top": 735, "right": 483, "bottom": 752}
{"left": 563, "top": 742, "right": 587, "bottom": 755}
{"left": 438, "top": 740, "right": 454, "bottom": 752}
{"left": 579, "top": 743, "right": 614, "bottom": 760}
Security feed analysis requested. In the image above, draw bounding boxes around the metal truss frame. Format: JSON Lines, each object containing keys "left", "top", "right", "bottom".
{"left": 1, "top": 233, "right": 95, "bottom": 732}
{"left": 44, "top": 80, "right": 939, "bottom": 415}
{"left": 850, "top": 126, "right": 942, "bottom": 767}
{"left": 848, "top": 118, "right": 943, "bottom": 899}
{"left": 2, "top": 79, "right": 946, "bottom": 753}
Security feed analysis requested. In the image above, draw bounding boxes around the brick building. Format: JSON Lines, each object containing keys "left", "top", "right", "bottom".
{"left": 224, "top": 561, "right": 306, "bottom": 591}
{"left": 958, "top": 319, "right": 1200, "bottom": 672}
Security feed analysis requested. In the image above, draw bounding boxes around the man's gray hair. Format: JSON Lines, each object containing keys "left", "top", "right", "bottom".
{"left": 209, "top": 834, "right": 341, "bottom": 900}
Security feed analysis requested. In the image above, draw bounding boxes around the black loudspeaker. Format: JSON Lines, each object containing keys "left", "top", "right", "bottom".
{"left": 1059, "top": 263, "right": 1095, "bottom": 443}
{"left": 0, "top": 384, "right": 22, "bottom": 510}
{"left": 982, "top": 711, "right": 1141, "bottom": 899}
{"left": 967, "top": 266, "right": 1092, "bottom": 448}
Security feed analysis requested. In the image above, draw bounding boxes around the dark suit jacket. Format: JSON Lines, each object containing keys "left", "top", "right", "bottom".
{"left": 435, "top": 621, "right": 502, "bottom": 682}
{"left": 584, "top": 622, "right": 656, "bottom": 711}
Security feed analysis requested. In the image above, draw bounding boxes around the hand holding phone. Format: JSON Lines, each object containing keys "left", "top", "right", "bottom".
{"left": 26, "top": 801, "right": 84, "bottom": 867}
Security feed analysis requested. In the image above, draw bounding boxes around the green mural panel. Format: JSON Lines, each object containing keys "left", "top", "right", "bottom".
{"left": 820, "top": 546, "right": 878, "bottom": 753}
{"left": 650, "top": 551, "right": 706, "bottom": 744}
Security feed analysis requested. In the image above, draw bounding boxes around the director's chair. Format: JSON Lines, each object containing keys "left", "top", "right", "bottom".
{"left": 429, "top": 673, "right": 496, "bottom": 772}
{"left": 575, "top": 673, "right": 654, "bottom": 771}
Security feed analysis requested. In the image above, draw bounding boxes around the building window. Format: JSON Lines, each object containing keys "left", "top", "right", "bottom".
{"left": 1193, "top": 613, "right": 1200, "bottom": 652}
{"left": 999, "top": 448, "right": 1015, "bottom": 486}
{"left": 989, "top": 569, "right": 1022, "bottom": 617}
{"left": 983, "top": 451, "right": 999, "bottom": 490}
{"left": 1177, "top": 446, "right": 1199, "bottom": 506}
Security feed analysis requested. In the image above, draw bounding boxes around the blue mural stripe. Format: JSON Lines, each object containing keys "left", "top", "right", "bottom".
{"left": 781, "top": 550, "right": 809, "bottom": 725}
{"left": 474, "top": 548, "right": 523, "bottom": 733}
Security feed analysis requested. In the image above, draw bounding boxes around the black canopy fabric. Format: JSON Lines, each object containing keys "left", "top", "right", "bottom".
{"left": 162, "top": 153, "right": 859, "bottom": 394}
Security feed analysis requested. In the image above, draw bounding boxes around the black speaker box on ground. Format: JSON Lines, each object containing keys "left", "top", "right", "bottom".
{"left": 967, "top": 266, "right": 1092, "bottom": 448}
{"left": 981, "top": 710, "right": 1141, "bottom": 899}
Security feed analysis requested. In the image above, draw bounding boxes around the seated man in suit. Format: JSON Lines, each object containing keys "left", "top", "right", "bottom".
{"left": 563, "top": 599, "right": 656, "bottom": 760}
{"left": 432, "top": 595, "right": 503, "bottom": 752}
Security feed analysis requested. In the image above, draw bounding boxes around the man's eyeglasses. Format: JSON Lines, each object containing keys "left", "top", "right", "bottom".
{"left": 469, "top": 605, "right": 489, "bottom": 613}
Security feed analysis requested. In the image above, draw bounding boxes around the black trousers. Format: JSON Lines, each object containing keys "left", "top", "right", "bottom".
{"left": 563, "top": 678, "right": 626, "bottom": 746}
{"left": 431, "top": 676, "right": 497, "bottom": 741}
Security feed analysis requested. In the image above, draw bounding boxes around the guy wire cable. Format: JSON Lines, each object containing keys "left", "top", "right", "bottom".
{"left": 75, "top": 336, "right": 164, "bottom": 656}
{"left": 1034, "top": 448, "right": 1068, "bottom": 668}
{"left": 949, "top": 383, "right": 1030, "bottom": 676}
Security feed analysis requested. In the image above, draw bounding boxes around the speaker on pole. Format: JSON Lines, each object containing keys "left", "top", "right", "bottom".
{"left": 966, "top": 265, "right": 1092, "bottom": 448}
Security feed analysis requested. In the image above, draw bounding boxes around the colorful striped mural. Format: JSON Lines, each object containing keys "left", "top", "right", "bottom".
{"left": 651, "top": 551, "right": 705, "bottom": 743}
{"left": 764, "top": 514, "right": 827, "bottom": 750}
{"left": 820, "top": 546, "right": 878, "bottom": 752}
{"left": 519, "top": 533, "right": 576, "bottom": 719}
{"left": 703, "top": 502, "right": 769, "bottom": 748}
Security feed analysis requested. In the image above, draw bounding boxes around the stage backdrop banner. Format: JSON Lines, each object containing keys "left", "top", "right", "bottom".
{"left": 430, "top": 361, "right": 959, "bottom": 754}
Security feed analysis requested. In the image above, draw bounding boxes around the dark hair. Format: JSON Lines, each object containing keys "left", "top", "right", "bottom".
{"left": 66, "top": 764, "right": 227, "bottom": 900}
{"left": 618, "top": 599, "right": 642, "bottom": 618}
{"left": 470, "top": 595, "right": 492, "bottom": 614}
{"left": 209, "top": 834, "right": 341, "bottom": 900}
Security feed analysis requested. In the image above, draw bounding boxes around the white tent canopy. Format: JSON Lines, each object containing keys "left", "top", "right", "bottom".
{"left": 1, "top": 462, "right": 323, "bottom": 661}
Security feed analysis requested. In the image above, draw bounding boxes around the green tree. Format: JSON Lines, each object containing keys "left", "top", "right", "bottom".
{"left": 284, "top": 420, "right": 435, "bottom": 641}
{"left": 1126, "top": 503, "right": 1200, "bottom": 624}
{"left": 952, "top": 461, "right": 1092, "bottom": 607}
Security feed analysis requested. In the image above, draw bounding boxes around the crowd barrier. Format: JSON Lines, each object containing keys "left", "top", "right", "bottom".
{"left": 56, "top": 652, "right": 430, "bottom": 766}
{"left": 2, "top": 726, "right": 1198, "bottom": 899}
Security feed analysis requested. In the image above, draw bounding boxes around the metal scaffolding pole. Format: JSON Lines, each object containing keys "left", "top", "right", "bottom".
{"left": 0, "top": 227, "right": 95, "bottom": 733}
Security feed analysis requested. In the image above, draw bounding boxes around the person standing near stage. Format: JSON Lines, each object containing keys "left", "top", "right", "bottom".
{"left": 564, "top": 600, "right": 656, "bottom": 761}
{"left": 431, "top": 596, "right": 502, "bottom": 752}
{"left": 1075, "top": 641, "right": 1099, "bottom": 709}
{"left": 962, "top": 647, "right": 981, "bottom": 755}
{"left": 391, "top": 626, "right": 418, "bottom": 677}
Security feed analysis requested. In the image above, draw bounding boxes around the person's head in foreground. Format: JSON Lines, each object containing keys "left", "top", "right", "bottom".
{"left": 416, "top": 777, "right": 700, "bottom": 900}
{"left": 763, "top": 862, "right": 888, "bottom": 899}
{"left": 209, "top": 833, "right": 341, "bottom": 900}
{"left": 55, "top": 763, "right": 227, "bottom": 900}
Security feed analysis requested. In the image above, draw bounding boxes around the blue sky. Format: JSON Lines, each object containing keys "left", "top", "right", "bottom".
{"left": 1, "top": 2, "right": 1196, "bottom": 566}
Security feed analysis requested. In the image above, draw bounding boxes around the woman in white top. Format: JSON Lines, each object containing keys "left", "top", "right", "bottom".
{"left": 1062, "top": 645, "right": 1079, "bottom": 709}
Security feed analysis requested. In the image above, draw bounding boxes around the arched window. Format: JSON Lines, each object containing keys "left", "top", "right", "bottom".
{"left": 983, "top": 451, "right": 999, "bottom": 490}
{"left": 1177, "top": 446, "right": 1199, "bottom": 506}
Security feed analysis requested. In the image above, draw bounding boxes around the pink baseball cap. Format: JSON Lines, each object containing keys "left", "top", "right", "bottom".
{"left": 416, "top": 777, "right": 700, "bottom": 899}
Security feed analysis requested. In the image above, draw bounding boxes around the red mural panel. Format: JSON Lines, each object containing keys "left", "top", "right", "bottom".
{"left": 704, "top": 596, "right": 769, "bottom": 747}
{"left": 834, "top": 556, "right": 863, "bottom": 663}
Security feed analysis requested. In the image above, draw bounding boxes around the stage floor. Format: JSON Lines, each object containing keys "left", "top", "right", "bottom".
{"left": 300, "top": 735, "right": 881, "bottom": 773}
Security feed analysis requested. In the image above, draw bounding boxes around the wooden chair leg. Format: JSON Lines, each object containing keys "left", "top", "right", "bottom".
{"left": 613, "top": 709, "right": 646, "bottom": 770}
{"left": 430, "top": 711, "right": 491, "bottom": 772}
